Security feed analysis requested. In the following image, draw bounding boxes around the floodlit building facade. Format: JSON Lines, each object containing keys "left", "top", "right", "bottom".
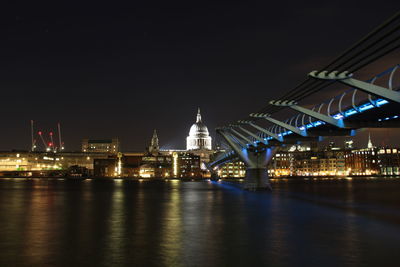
{"left": 82, "top": 138, "right": 119, "bottom": 154}
{"left": 218, "top": 160, "right": 246, "bottom": 178}
{"left": 186, "top": 108, "right": 214, "bottom": 168}
{"left": 0, "top": 151, "right": 110, "bottom": 176}
{"left": 215, "top": 137, "right": 399, "bottom": 177}
{"left": 377, "top": 148, "right": 400, "bottom": 175}
{"left": 186, "top": 108, "right": 212, "bottom": 151}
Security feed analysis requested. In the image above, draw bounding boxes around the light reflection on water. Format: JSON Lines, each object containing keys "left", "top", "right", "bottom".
{"left": 160, "top": 182, "right": 182, "bottom": 266}
{"left": 0, "top": 178, "right": 400, "bottom": 266}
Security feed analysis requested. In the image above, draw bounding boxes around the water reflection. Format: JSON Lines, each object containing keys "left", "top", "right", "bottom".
{"left": 0, "top": 179, "right": 400, "bottom": 266}
{"left": 160, "top": 181, "right": 182, "bottom": 266}
{"left": 105, "top": 181, "right": 125, "bottom": 265}
{"left": 23, "top": 179, "right": 59, "bottom": 266}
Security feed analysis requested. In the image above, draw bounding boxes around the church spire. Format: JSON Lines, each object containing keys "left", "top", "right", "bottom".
{"left": 151, "top": 129, "right": 159, "bottom": 146}
{"left": 368, "top": 132, "right": 373, "bottom": 149}
{"left": 149, "top": 129, "right": 159, "bottom": 154}
{"left": 196, "top": 107, "right": 202, "bottom": 123}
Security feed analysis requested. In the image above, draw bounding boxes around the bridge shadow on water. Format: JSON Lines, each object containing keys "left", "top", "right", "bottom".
{"left": 214, "top": 178, "right": 400, "bottom": 225}
{"left": 210, "top": 178, "right": 400, "bottom": 266}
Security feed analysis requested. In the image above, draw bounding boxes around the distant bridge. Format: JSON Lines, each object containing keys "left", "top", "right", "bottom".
{"left": 209, "top": 11, "right": 400, "bottom": 190}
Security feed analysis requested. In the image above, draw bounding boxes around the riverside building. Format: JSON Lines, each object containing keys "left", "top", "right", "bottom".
{"left": 215, "top": 136, "right": 400, "bottom": 177}
{"left": 93, "top": 129, "right": 203, "bottom": 178}
{"left": 82, "top": 138, "right": 119, "bottom": 154}
{"left": 0, "top": 151, "right": 110, "bottom": 176}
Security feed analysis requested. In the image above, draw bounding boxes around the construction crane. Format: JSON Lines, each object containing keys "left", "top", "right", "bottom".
{"left": 49, "top": 132, "right": 55, "bottom": 152}
{"left": 30, "top": 120, "right": 37, "bottom": 151}
{"left": 37, "top": 131, "right": 48, "bottom": 151}
{"left": 32, "top": 122, "right": 66, "bottom": 152}
{"left": 57, "top": 123, "right": 64, "bottom": 151}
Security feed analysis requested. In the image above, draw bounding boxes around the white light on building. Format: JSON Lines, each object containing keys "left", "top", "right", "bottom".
{"left": 186, "top": 108, "right": 212, "bottom": 150}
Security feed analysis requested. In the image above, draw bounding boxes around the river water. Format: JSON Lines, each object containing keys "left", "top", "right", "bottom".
{"left": 0, "top": 178, "right": 399, "bottom": 266}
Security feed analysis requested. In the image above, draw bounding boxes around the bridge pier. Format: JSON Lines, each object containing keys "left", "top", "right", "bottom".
{"left": 215, "top": 128, "right": 277, "bottom": 190}
{"left": 244, "top": 168, "right": 271, "bottom": 191}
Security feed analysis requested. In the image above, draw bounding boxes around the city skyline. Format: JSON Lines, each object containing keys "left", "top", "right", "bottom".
{"left": 1, "top": 2, "right": 400, "bottom": 151}
{"left": 1, "top": 4, "right": 400, "bottom": 266}
{"left": 2, "top": 116, "right": 391, "bottom": 153}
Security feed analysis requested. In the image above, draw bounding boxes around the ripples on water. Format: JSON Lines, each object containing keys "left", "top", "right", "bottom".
{"left": 0, "top": 178, "right": 400, "bottom": 266}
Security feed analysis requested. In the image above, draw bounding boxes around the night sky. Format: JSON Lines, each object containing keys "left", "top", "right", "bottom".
{"left": 1, "top": 2, "right": 399, "bottom": 151}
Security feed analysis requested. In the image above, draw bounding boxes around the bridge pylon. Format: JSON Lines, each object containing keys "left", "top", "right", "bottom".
{"left": 216, "top": 127, "right": 277, "bottom": 191}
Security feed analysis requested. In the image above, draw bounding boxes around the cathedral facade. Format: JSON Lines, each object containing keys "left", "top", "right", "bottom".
{"left": 186, "top": 108, "right": 214, "bottom": 167}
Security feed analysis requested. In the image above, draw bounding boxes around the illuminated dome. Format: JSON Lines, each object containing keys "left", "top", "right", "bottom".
{"left": 189, "top": 119, "right": 209, "bottom": 137}
{"left": 186, "top": 108, "right": 212, "bottom": 150}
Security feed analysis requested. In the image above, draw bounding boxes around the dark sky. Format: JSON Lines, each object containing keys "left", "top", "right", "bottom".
{"left": 1, "top": 1, "right": 399, "bottom": 151}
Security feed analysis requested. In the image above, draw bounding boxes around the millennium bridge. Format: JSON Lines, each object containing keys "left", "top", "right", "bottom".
{"left": 208, "top": 11, "right": 400, "bottom": 190}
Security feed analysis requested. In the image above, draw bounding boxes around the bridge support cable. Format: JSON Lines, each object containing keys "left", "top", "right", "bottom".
{"left": 309, "top": 71, "right": 400, "bottom": 104}
{"left": 346, "top": 37, "right": 400, "bottom": 73}
{"left": 335, "top": 25, "right": 400, "bottom": 73}
{"left": 258, "top": 11, "right": 400, "bottom": 113}
{"left": 322, "top": 10, "right": 400, "bottom": 73}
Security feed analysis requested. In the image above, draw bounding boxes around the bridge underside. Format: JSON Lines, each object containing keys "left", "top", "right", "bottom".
{"left": 215, "top": 129, "right": 277, "bottom": 190}
{"left": 344, "top": 102, "right": 400, "bottom": 127}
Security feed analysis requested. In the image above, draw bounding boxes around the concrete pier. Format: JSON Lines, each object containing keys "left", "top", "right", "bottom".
{"left": 243, "top": 168, "right": 271, "bottom": 191}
